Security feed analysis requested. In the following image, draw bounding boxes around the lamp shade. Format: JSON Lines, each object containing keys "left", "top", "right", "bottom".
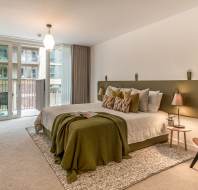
{"left": 171, "top": 93, "right": 183, "bottom": 106}
{"left": 43, "top": 24, "right": 55, "bottom": 50}
{"left": 43, "top": 33, "right": 55, "bottom": 50}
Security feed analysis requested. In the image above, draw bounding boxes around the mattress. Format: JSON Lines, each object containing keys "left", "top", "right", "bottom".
{"left": 41, "top": 103, "right": 168, "bottom": 144}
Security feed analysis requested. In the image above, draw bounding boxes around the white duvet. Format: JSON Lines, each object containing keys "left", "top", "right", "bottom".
{"left": 41, "top": 103, "right": 167, "bottom": 144}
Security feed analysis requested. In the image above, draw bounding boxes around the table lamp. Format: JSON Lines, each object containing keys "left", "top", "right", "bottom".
{"left": 171, "top": 92, "right": 184, "bottom": 128}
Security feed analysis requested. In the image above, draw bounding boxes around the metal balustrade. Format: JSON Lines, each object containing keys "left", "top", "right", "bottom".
{"left": 21, "top": 79, "right": 36, "bottom": 109}
{"left": 0, "top": 79, "right": 37, "bottom": 115}
{"left": 0, "top": 78, "right": 63, "bottom": 116}
{"left": 0, "top": 79, "right": 8, "bottom": 113}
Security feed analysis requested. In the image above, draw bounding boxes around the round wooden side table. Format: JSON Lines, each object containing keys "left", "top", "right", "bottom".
{"left": 167, "top": 126, "right": 192, "bottom": 151}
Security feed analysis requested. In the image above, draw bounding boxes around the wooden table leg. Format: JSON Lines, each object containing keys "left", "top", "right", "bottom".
{"left": 170, "top": 130, "right": 173, "bottom": 147}
{"left": 177, "top": 131, "right": 180, "bottom": 145}
{"left": 184, "top": 132, "right": 187, "bottom": 151}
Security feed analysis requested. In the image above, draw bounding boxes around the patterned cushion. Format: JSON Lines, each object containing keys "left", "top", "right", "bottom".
{"left": 113, "top": 97, "right": 123, "bottom": 111}
{"left": 113, "top": 96, "right": 132, "bottom": 113}
{"left": 121, "top": 97, "right": 132, "bottom": 113}
{"left": 102, "top": 95, "right": 115, "bottom": 109}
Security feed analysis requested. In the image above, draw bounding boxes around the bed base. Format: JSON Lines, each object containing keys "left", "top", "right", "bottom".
{"left": 43, "top": 127, "right": 168, "bottom": 153}
{"left": 129, "top": 134, "right": 168, "bottom": 152}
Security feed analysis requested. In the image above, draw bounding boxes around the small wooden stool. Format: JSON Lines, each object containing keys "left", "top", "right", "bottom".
{"left": 167, "top": 126, "right": 191, "bottom": 151}
{"left": 190, "top": 138, "right": 198, "bottom": 168}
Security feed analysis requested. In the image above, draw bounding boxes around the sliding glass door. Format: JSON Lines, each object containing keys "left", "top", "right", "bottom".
{"left": 0, "top": 42, "right": 41, "bottom": 119}
{"left": 0, "top": 42, "right": 72, "bottom": 119}
{"left": 0, "top": 45, "right": 9, "bottom": 118}
{"left": 12, "top": 46, "right": 21, "bottom": 117}
{"left": 20, "top": 47, "right": 39, "bottom": 116}
{"left": 0, "top": 43, "right": 21, "bottom": 119}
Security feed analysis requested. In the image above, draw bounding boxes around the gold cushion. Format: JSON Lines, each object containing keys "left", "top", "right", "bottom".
{"left": 122, "top": 92, "right": 139, "bottom": 113}
{"left": 105, "top": 86, "right": 120, "bottom": 96}
{"left": 129, "top": 93, "right": 140, "bottom": 113}
{"left": 109, "top": 88, "right": 122, "bottom": 98}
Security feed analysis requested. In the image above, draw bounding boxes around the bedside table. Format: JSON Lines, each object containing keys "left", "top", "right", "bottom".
{"left": 167, "top": 126, "right": 192, "bottom": 151}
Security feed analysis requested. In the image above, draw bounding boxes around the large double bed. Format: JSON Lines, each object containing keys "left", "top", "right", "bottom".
{"left": 37, "top": 102, "right": 168, "bottom": 182}
{"left": 41, "top": 102, "right": 168, "bottom": 146}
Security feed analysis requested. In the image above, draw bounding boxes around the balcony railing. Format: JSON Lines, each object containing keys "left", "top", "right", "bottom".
{"left": 0, "top": 79, "right": 8, "bottom": 114}
{"left": 21, "top": 79, "right": 36, "bottom": 109}
{"left": 0, "top": 78, "right": 63, "bottom": 116}
{"left": 0, "top": 79, "right": 37, "bottom": 115}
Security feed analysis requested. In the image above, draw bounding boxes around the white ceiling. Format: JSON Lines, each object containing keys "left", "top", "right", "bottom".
{"left": 0, "top": 0, "right": 198, "bottom": 46}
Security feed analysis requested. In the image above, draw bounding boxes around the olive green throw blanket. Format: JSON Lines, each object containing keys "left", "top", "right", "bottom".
{"left": 50, "top": 112, "right": 130, "bottom": 183}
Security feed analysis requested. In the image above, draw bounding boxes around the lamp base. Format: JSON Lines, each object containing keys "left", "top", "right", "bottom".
{"left": 174, "top": 125, "right": 185, "bottom": 129}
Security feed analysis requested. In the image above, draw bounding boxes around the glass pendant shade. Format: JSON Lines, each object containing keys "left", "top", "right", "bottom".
{"left": 43, "top": 24, "right": 55, "bottom": 50}
{"left": 43, "top": 33, "right": 55, "bottom": 50}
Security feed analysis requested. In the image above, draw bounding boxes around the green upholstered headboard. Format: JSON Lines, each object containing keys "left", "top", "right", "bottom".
{"left": 97, "top": 80, "right": 198, "bottom": 118}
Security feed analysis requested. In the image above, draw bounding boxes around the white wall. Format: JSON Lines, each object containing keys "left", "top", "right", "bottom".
{"left": 91, "top": 7, "right": 198, "bottom": 150}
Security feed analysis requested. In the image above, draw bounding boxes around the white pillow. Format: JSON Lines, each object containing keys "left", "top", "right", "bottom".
{"left": 148, "top": 91, "right": 163, "bottom": 112}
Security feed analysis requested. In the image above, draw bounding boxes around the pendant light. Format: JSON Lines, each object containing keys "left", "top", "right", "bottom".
{"left": 43, "top": 24, "right": 55, "bottom": 50}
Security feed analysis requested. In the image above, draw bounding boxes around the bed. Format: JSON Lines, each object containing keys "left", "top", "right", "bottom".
{"left": 40, "top": 102, "right": 168, "bottom": 151}
{"left": 37, "top": 102, "right": 168, "bottom": 182}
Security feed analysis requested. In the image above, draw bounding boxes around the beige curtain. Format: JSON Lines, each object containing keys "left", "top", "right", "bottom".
{"left": 72, "top": 45, "right": 90, "bottom": 104}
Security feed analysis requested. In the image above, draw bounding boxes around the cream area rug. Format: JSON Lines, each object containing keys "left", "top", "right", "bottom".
{"left": 26, "top": 127, "right": 194, "bottom": 190}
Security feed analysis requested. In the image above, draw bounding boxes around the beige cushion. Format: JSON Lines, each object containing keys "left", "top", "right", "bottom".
{"left": 120, "top": 88, "right": 132, "bottom": 95}
{"left": 105, "top": 86, "right": 120, "bottom": 96}
{"left": 131, "top": 88, "right": 149, "bottom": 112}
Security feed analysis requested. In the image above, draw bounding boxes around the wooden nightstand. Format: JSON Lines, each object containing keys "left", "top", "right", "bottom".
{"left": 167, "top": 126, "right": 191, "bottom": 151}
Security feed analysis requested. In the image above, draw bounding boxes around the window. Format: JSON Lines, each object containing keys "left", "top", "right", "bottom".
{"left": 0, "top": 45, "right": 8, "bottom": 62}
{"left": 0, "top": 66, "right": 8, "bottom": 79}
{"left": 32, "top": 68, "right": 37, "bottom": 78}
{"left": 3, "top": 67, "right": 7, "bottom": 78}
{"left": 50, "top": 65, "right": 61, "bottom": 79}
{"left": 21, "top": 68, "right": 24, "bottom": 78}
{"left": 21, "top": 48, "right": 39, "bottom": 64}
{"left": 20, "top": 47, "right": 39, "bottom": 79}
{"left": 49, "top": 45, "right": 71, "bottom": 106}
{"left": 12, "top": 47, "right": 18, "bottom": 63}
{"left": 20, "top": 66, "right": 38, "bottom": 79}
